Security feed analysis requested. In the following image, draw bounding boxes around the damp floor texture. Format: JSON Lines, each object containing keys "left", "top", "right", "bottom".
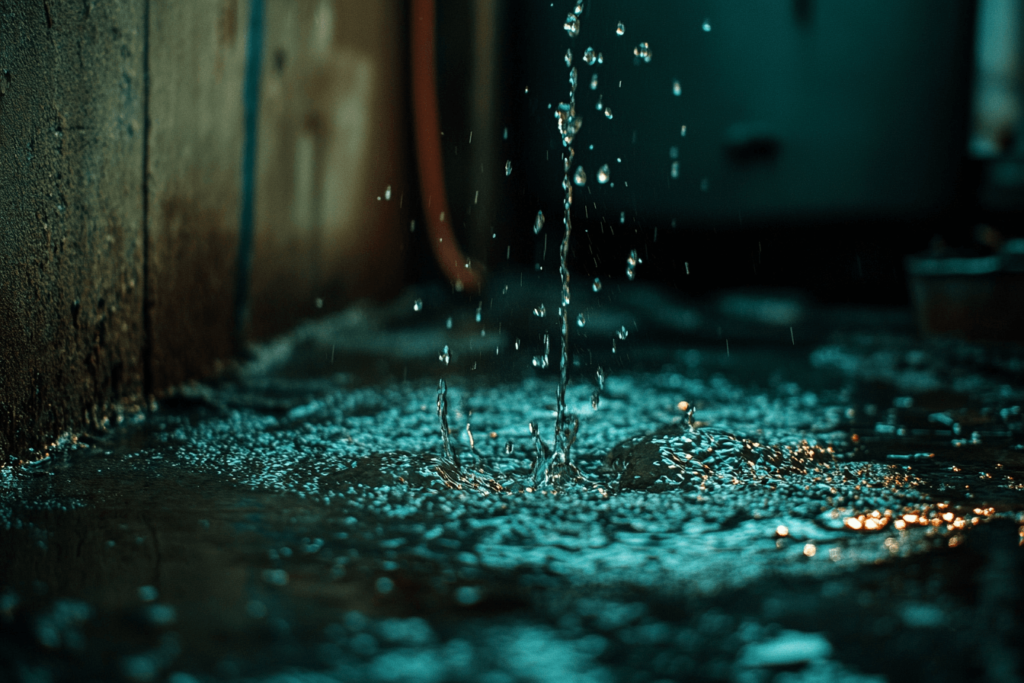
{"left": 2, "top": 274, "right": 1024, "bottom": 683}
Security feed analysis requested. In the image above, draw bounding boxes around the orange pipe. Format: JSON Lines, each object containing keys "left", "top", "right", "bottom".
{"left": 411, "top": 0, "right": 484, "bottom": 293}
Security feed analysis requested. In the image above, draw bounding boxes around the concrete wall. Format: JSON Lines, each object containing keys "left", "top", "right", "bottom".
{"left": 0, "top": 0, "right": 410, "bottom": 460}
{"left": 0, "top": 0, "right": 146, "bottom": 457}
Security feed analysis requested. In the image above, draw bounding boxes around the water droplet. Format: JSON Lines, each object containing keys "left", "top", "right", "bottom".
{"left": 590, "top": 73, "right": 599, "bottom": 90}
{"left": 702, "top": 19, "right": 712, "bottom": 32}
{"left": 590, "top": 391, "right": 601, "bottom": 409}
{"left": 611, "top": 338, "right": 617, "bottom": 353}
{"left": 626, "top": 249, "right": 641, "bottom": 280}
{"left": 565, "top": 48, "right": 573, "bottom": 67}
{"left": 446, "top": 317, "right": 453, "bottom": 329}
{"left": 534, "top": 210, "right": 546, "bottom": 234}
{"left": 595, "top": 95, "right": 603, "bottom": 111}
{"left": 592, "top": 277, "right": 602, "bottom": 292}
{"left": 603, "top": 107, "right": 613, "bottom": 120}
{"left": 384, "top": 185, "right": 392, "bottom": 200}
{"left": 583, "top": 47, "right": 596, "bottom": 65}
{"left": 701, "top": 177, "right": 709, "bottom": 192}
{"left": 532, "top": 333, "right": 550, "bottom": 368}
{"left": 596, "top": 366, "right": 605, "bottom": 388}
{"left": 439, "top": 345, "right": 451, "bottom": 365}
{"left": 569, "top": 67, "right": 578, "bottom": 92}
{"left": 633, "top": 42, "right": 652, "bottom": 63}
{"left": 576, "top": 312, "right": 586, "bottom": 327}
{"left": 504, "top": 441, "right": 514, "bottom": 455}
{"left": 564, "top": 13, "right": 580, "bottom": 37}
{"left": 597, "top": 164, "right": 610, "bottom": 184}
{"left": 574, "top": 2, "right": 584, "bottom": 16}
{"left": 619, "top": 211, "right": 626, "bottom": 224}
{"left": 573, "top": 166, "right": 587, "bottom": 186}
{"left": 616, "top": 325, "right": 629, "bottom": 340}
{"left": 672, "top": 79, "right": 682, "bottom": 96}
{"left": 533, "top": 304, "right": 546, "bottom": 318}
{"left": 505, "top": 160, "right": 512, "bottom": 176}
{"left": 413, "top": 299, "right": 423, "bottom": 312}
{"left": 475, "top": 302, "right": 483, "bottom": 323}
{"left": 515, "top": 338, "right": 521, "bottom": 350}
{"left": 669, "top": 146, "right": 679, "bottom": 159}
{"left": 670, "top": 161, "right": 680, "bottom": 179}
{"left": 616, "top": 21, "right": 625, "bottom": 36}
{"left": 681, "top": 125, "right": 687, "bottom": 136}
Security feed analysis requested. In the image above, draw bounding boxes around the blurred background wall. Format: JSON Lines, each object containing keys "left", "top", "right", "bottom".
{"left": 2, "top": 0, "right": 1024, "bottom": 457}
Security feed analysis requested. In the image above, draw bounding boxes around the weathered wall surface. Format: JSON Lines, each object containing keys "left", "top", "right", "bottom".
{"left": 146, "top": 0, "right": 250, "bottom": 390}
{"left": 249, "top": 0, "right": 408, "bottom": 340}
{"left": 0, "top": 0, "right": 411, "bottom": 460}
{"left": 0, "top": 1, "right": 146, "bottom": 457}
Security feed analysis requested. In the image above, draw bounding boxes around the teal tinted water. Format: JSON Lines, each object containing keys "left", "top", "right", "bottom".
{"left": 2, "top": 284, "right": 1023, "bottom": 682}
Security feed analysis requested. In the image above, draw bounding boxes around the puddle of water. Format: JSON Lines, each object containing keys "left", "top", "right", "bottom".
{"left": 2, "top": 290, "right": 1023, "bottom": 681}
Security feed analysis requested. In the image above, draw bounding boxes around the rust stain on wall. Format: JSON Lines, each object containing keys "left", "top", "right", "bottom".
{"left": 147, "top": 195, "right": 238, "bottom": 389}
{"left": 146, "top": 0, "right": 249, "bottom": 392}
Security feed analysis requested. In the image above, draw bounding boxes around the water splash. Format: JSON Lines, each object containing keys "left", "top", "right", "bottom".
{"left": 436, "top": 379, "right": 459, "bottom": 469}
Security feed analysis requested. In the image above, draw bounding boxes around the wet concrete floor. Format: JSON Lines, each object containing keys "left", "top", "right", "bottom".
{"left": 2, "top": 279, "right": 1023, "bottom": 682}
